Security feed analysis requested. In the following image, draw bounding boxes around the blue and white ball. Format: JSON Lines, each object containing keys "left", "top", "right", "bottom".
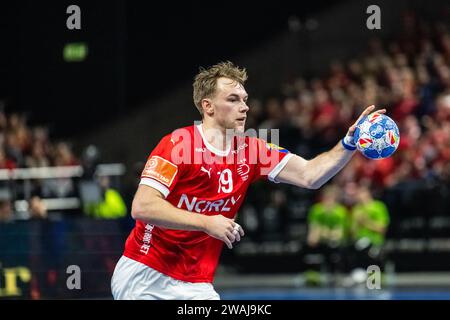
{"left": 353, "top": 113, "right": 400, "bottom": 159}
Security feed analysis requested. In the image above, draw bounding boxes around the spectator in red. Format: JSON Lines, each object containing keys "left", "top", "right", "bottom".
{"left": 53, "top": 142, "right": 79, "bottom": 167}
{"left": 0, "top": 147, "right": 16, "bottom": 170}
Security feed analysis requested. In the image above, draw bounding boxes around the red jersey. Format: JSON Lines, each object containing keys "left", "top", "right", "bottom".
{"left": 123, "top": 124, "right": 292, "bottom": 283}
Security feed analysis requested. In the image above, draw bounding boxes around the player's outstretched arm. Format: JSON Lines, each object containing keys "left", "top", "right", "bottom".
{"left": 131, "top": 184, "right": 244, "bottom": 248}
{"left": 275, "top": 105, "right": 386, "bottom": 189}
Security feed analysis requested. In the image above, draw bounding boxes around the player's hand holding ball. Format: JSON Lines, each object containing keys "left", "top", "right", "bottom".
{"left": 342, "top": 105, "right": 400, "bottom": 159}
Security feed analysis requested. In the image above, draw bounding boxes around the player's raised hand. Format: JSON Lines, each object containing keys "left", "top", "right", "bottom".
{"left": 347, "top": 105, "right": 386, "bottom": 137}
{"left": 203, "top": 215, "right": 244, "bottom": 249}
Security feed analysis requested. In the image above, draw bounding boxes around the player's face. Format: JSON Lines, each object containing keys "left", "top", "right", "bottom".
{"left": 210, "top": 77, "right": 249, "bottom": 132}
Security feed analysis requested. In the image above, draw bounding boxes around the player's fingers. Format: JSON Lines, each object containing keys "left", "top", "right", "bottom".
{"left": 233, "top": 229, "right": 241, "bottom": 242}
{"left": 350, "top": 108, "right": 386, "bottom": 135}
{"left": 230, "top": 222, "right": 239, "bottom": 233}
{"left": 347, "top": 124, "right": 357, "bottom": 135}
{"left": 350, "top": 105, "right": 382, "bottom": 135}
{"left": 226, "top": 230, "right": 236, "bottom": 243}
{"left": 233, "top": 222, "right": 245, "bottom": 236}
{"left": 223, "top": 237, "right": 233, "bottom": 249}
{"left": 355, "top": 105, "right": 375, "bottom": 123}
{"left": 227, "top": 220, "right": 236, "bottom": 232}
{"left": 361, "top": 105, "right": 375, "bottom": 116}
{"left": 351, "top": 105, "right": 374, "bottom": 131}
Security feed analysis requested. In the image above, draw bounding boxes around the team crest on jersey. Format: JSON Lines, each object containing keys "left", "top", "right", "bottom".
{"left": 142, "top": 156, "right": 178, "bottom": 187}
{"left": 265, "top": 143, "right": 289, "bottom": 154}
{"left": 237, "top": 159, "right": 250, "bottom": 181}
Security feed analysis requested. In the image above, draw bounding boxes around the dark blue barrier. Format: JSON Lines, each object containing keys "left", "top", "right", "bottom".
{"left": 0, "top": 217, "right": 132, "bottom": 299}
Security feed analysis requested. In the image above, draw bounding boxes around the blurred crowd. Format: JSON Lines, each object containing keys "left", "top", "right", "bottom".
{"left": 246, "top": 15, "right": 450, "bottom": 197}
{"left": 237, "top": 15, "right": 450, "bottom": 277}
{"left": 0, "top": 109, "right": 79, "bottom": 170}
{"left": 0, "top": 109, "right": 81, "bottom": 222}
{"left": 0, "top": 109, "right": 126, "bottom": 300}
{"left": 0, "top": 107, "right": 127, "bottom": 222}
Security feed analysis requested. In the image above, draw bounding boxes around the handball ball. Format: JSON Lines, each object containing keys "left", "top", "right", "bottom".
{"left": 353, "top": 113, "right": 400, "bottom": 159}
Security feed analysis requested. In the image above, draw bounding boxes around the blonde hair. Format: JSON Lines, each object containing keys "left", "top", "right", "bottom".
{"left": 193, "top": 61, "right": 248, "bottom": 116}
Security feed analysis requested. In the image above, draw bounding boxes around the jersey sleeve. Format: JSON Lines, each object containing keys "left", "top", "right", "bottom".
{"left": 252, "top": 138, "right": 294, "bottom": 183}
{"left": 139, "top": 133, "right": 184, "bottom": 198}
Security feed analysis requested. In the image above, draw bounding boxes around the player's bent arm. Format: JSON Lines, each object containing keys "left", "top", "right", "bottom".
{"left": 131, "top": 184, "right": 244, "bottom": 248}
{"left": 132, "top": 184, "right": 204, "bottom": 230}
{"left": 276, "top": 142, "right": 354, "bottom": 189}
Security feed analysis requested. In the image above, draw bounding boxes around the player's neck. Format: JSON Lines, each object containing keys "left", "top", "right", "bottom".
{"left": 200, "top": 122, "right": 232, "bottom": 152}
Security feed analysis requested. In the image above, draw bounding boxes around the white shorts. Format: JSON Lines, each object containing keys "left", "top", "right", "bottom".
{"left": 111, "top": 255, "right": 220, "bottom": 300}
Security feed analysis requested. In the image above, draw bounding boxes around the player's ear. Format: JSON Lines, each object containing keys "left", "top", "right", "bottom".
{"left": 202, "top": 98, "right": 214, "bottom": 116}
